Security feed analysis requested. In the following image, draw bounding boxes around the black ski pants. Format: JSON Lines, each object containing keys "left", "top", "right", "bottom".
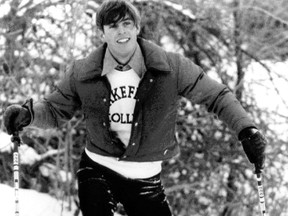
{"left": 77, "top": 151, "right": 172, "bottom": 216}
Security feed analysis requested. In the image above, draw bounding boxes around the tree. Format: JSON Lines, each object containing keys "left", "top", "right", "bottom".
{"left": 136, "top": 0, "right": 288, "bottom": 215}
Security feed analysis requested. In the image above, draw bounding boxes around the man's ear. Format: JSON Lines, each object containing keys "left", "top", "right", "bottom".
{"left": 98, "top": 29, "right": 105, "bottom": 42}
{"left": 136, "top": 25, "right": 140, "bottom": 35}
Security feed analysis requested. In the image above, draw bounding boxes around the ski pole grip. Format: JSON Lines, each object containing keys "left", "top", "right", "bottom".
{"left": 254, "top": 163, "right": 263, "bottom": 174}
{"left": 11, "top": 132, "right": 21, "bottom": 150}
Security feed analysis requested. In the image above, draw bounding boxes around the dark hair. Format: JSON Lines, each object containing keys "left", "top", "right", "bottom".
{"left": 96, "top": 0, "right": 141, "bottom": 32}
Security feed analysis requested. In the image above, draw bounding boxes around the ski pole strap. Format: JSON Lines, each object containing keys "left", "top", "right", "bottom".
{"left": 12, "top": 133, "right": 21, "bottom": 216}
{"left": 256, "top": 173, "right": 267, "bottom": 216}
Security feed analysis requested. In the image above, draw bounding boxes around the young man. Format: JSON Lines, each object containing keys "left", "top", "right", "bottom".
{"left": 3, "top": 0, "right": 266, "bottom": 215}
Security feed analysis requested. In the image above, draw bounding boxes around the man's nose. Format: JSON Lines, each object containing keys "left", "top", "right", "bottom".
{"left": 118, "top": 24, "right": 126, "bottom": 34}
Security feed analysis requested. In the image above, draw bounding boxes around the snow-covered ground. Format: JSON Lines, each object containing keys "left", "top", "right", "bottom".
{"left": 0, "top": 182, "right": 124, "bottom": 216}
{"left": 0, "top": 183, "right": 79, "bottom": 216}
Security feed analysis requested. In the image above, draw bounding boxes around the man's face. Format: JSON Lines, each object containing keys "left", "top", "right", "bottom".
{"left": 101, "top": 16, "right": 140, "bottom": 63}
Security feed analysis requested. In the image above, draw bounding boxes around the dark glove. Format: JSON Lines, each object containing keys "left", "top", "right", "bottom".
{"left": 3, "top": 99, "right": 33, "bottom": 135}
{"left": 239, "top": 127, "right": 267, "bottom": 173}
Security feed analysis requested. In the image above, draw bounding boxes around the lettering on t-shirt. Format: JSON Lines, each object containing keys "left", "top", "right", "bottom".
{"left": 109, "top": 113, "right": 133, "bottom": 124}
{"left": 110, "top": 85, "right": 137, "bottom": 105}
{"left": 109, "top": 85, "right": 138, "bottom": 124}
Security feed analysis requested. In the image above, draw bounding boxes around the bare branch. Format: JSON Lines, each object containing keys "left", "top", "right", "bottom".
{"left": 238, "top": 5, "right": 288, "bottom": 26}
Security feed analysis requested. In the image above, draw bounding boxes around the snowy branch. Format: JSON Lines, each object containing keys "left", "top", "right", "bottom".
{"left": 19, "top": 145, "right": 65, "bottom": 166}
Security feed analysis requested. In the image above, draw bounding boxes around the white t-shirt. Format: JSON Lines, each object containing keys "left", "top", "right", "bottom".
{"left": 85, "top": 67, "right": 162, "bottom": 179}
{"left": 106, "top": 68, "right": 140, "bottom": 146}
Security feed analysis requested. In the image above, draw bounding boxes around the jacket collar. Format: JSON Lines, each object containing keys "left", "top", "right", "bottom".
{"left": 77, "top": 38, "right": 171, "bottom": 81}
{"left": 101, "top": 43, "right": 146, "bottom": 78}
{"left": 137, "top": 38, "right": 170, "bottom": 72}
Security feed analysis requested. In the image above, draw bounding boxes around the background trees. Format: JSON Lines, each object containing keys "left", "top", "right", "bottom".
{"left": 0, "top": 0, "right": 287, "bottom": 215}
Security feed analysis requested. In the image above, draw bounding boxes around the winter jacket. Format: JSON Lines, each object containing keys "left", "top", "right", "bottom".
{"left": 31, "top": 38, "right": 255, "bottom": 162}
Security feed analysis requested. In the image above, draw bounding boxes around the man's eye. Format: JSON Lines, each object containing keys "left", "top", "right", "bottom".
{"left": 123, "top": 21, "right": 132, "bottom": 26}
{"left": 109, "top": 24, "right": 117, "bottom": 28}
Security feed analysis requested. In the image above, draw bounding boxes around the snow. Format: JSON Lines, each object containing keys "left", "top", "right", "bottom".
{"left": 0, "top": 2, "right": 10, "bottom": 18}
{"left": 0, "top": 183, "right": 79, "bottom": 216}
{"left": 164, "top": 1, "right": 196, "bottom": 19}
{"left": 0, "top": 183, "right": 123, "bottom": 216}
{"left": 246, "top": 61, "right": 288, "bottom": 116}
{"left": 18, "top": 144, "right": 41, "bottom": 165}
{"left": 0, "top": 131, "right": 13, "bottom": 153}
{"left": 245, "top": 61, "right": 288, "bottom": 141}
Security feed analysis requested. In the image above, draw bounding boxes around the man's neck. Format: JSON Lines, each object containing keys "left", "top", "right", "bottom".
{"left": 108, "top": 47, "right": 137, "bottom": 65}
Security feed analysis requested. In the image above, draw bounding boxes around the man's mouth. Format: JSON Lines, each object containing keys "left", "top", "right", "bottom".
{"left": 117, "top": 38, "right": 130, "bottom": 44}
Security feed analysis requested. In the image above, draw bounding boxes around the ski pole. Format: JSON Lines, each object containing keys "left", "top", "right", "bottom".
{"left": 255, "top": 167, "right": 267, "bottom": 216}
{"left": 11, "top": 132, "right": 21, "bottom": 216}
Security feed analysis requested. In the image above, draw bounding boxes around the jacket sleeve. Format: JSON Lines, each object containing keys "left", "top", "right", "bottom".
{"left": 173, "top": 53, "right": 255, "bottom": 136}
{"left": 31, "top": 62, "right": 81, "bottom": 129}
